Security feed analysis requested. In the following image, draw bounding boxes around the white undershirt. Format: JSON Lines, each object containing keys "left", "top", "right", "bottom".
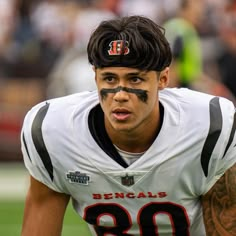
{"left": 114, "top": 145, "right": 146, "bottom": 165}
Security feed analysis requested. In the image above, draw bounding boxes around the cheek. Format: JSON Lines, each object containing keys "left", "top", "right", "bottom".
{"left": 135, "top": 90, "right": 148, "bottom": 103}
{"left": 145, "top": 91, "right": 158, "bottom": 109}
{"left": 99, "top": 92, "right": 113, "bottom": 109}
{"left": 99, "top": 88, "right": 108, "bottom": 102}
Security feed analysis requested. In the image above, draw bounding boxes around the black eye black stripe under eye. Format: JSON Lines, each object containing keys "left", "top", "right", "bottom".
{"left": 100, "top": 86, "right": 148, "bottom": 103}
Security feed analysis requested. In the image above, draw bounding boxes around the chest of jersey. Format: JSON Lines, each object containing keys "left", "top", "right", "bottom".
{"left": 50, "top": 93, "right": 208, "bottom": 235}
{"left": 22, "top": 90, "right": 236, "bottom": 236}
{"left": 56, "top": 139, "right": 206, "bottom": 236}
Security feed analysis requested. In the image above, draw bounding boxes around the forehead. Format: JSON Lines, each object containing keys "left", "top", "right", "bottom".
{"left": 96, "top": 67, "right": 156, "bottom": 77}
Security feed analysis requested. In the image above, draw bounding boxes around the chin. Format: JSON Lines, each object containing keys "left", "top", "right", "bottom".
{"left": 111, "top": 123, "right": 135, "bottom": 133}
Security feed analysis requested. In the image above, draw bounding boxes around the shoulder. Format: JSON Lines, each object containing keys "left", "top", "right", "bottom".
{"left": 23, "top": 91, "right": 98, "bottom": 129}
{"left": 160, "top": 88, "right": 235, "bottom": 138}
{"left": 161, "top": 87, "right": 236, "bottom": 155}
{"left": 161, "top": 88, "right": 234, "bottom": 112}
{"left": 161, "top": 88, "right": 236, "bottom": 192}
{"left": 20, "top": 91, "right": 99, "bottom": 191}
{"left": 22, "top": 91, "right": 99, "bottom": 147}
{"left": 161, "top": 88, "right": 235, "bottom": 135}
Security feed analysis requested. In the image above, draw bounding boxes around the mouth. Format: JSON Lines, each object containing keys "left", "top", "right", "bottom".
{"left": 112, "top": 108, "right": 131, "bottom": 121}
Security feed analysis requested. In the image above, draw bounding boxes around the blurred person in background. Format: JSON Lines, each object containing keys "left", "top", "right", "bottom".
{"left": 163, "top": 0, "right": 236, "bottom": 103}
{"left": 0, "top": 0, "right": 64, "bottom": 79}
{"left": 215, "top": 0, "right": 236, "bottom": 98}
{"left": 0, "top": 0, "right": 19, "bottom": 77}
{"left": 163, "top": 0, "right": 205, "bottom": 88}
{"left": 46, "top": 0, "right": 118, "bottom": 98}
{"left": 118, "top": 0, "right": 166, "bottom": 23}
{"left": 28, "top": 0, "right": 79, "bottom": 79}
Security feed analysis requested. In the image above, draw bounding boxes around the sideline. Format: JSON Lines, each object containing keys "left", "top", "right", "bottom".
{"left": 0, "top": 162, "right": 29, "bottom": 200}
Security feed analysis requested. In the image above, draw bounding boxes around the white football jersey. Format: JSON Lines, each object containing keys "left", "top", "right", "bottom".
{"left": 21, "top": 88, "right": 236, "bottom": 236}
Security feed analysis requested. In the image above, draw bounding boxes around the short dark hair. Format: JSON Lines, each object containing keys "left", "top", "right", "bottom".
{"left": 87, "top": 15, "right": 172, "bottom": 72}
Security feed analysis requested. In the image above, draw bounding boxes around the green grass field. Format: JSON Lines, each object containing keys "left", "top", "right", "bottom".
{"left": 0, "top": 200, "right": 91, "bottom": 236}
{"left": 0, "top": 162, "right": 91, "bottom": 235}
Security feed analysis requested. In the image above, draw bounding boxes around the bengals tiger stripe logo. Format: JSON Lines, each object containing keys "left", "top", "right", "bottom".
{"left": 108, "top": 40, "right": 130, "bottom": 55}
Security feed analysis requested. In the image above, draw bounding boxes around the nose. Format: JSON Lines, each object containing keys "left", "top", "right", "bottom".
{"left": 113, "top": 87, "right": 129, "bottom": 102}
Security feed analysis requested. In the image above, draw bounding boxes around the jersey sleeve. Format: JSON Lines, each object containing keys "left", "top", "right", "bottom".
{"left": 203, "top": 97, "right": 236, "bottom": 194}
{"left": 21, "top": 101, "right": 68, "bottom": 194}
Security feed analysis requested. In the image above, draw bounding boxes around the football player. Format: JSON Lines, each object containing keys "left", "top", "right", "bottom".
{"left": 21, "top": 15, "right": 236, "bottom": 235}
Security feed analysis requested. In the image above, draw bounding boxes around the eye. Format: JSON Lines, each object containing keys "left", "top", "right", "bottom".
{"left": 103, "top": 76, "right": 116, "bottom": 83}
{"left": 130, "top": 77, "right": 144, "bottom": 84}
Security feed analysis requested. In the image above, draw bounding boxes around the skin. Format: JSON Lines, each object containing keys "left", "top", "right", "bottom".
{"left": 95, "top": 66, "right": 169, "bottom": 153}
{"left": 21, "top": 176, "right": 70, "bottom": 236}
{"left": 21, "top": 66, "right": 236, "bottom": 235}
{"left": 202, "top": 163, "right": 236, "bottom": 235}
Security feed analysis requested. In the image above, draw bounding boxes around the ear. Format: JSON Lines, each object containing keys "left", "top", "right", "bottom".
{"left": 158, "top": 67, "right": 170, "bottom": 90}
{"left": 92, "top": 66, "right": 97, "bottom": 82}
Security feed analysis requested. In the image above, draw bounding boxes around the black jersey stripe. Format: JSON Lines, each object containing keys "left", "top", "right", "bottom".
{"left": 88, "top": 105, "right": 128, "bottom": 168}
{"left": 201, "top": 97, "right": 223, "bottom": 177}
{"left": 22, "top": 132, "right": 31, "bottom": 162}
{"left": 31, "top": 102, "right": 54, "bottom": 181}
{"left": 223, "top": 111, "right": 236, "bottom": 158}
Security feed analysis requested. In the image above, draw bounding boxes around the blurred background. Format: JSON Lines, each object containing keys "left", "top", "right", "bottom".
{"left": 0, "top": 0, "right": 236, "bottom": 235}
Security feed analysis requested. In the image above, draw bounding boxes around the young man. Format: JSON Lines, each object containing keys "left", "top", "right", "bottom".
{"left": 21, "top": 15, "right": 236, "bottom": 236}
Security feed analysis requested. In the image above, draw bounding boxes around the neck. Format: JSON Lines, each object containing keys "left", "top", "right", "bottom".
{"left": 113, "top": 133, "right": 154, "bottom": 153}
{"left": 105, "top": 103, "right": 164, "bottom": 153}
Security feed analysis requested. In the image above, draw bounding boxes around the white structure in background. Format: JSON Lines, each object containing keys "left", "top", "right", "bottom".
{"left": 46, "top": 4, "right": 116, "bottom": 98}
{"left": 47, "top": 52, "right": 97, "bottom": 98}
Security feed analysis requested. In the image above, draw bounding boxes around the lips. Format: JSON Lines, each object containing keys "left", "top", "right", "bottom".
{"left": 112, "top": 108, "right": 131, "bottom": 121}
